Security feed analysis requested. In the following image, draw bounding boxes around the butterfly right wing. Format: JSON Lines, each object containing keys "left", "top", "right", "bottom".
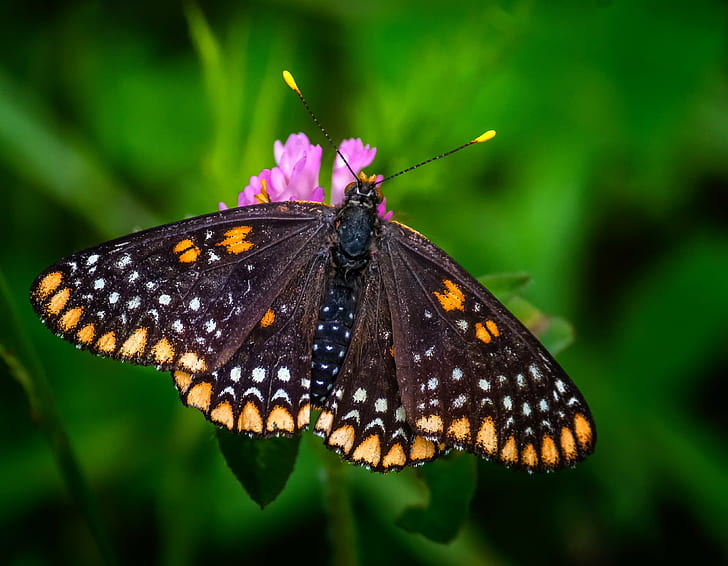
{"left": 313, "top": 258, "right": 444, "bottom": 471}
{"left": 379, "top": 221, "right": 596, "bottom": 472}
{"left": 30, "top": 202, "right": 335, "bottom": 376}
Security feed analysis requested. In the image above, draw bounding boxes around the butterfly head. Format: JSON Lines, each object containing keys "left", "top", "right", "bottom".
{"left": 342, "top": 171, "right": 383, "bottom": 210}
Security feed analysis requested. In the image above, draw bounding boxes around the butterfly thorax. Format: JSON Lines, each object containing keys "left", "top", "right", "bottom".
{"left": 310, "top": 177, "right": 381, "bottom": 406}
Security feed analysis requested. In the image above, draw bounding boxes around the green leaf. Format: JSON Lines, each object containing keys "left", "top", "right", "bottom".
{"left": 216, "top": 429, "right": 300, "bottom": 508}
{"left": 478, "top": 272, "right": 574, "bottom": 355}
{"left": 396, "top": 454, "right": 477, "bottom": 544}
{"left": 477, "top": 272, "right": 531, "bottom": 302}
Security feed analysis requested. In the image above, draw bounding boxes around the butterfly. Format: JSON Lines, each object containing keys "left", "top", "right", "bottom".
{"left": 29, "top": 72, "right": 595, "bottom": 473}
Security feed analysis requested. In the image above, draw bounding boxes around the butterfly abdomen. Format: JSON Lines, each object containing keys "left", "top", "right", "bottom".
{"left": 310, "top": 276, "right": 358, "bottom": 405}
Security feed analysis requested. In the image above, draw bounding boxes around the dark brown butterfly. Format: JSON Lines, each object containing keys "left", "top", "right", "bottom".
{"left": 29, "top": 73, "right": 595, "bottom": 473}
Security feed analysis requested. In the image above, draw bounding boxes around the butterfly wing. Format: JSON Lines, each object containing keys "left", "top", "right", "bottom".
{"left": 172, "top": 250, "right": 330, "bottom": 436}
{"left": 30, "top": 202, "right": 335, "bottom": 376}
{"left": 313, "top": 259, "right": 444, "bottom": 471}
{"left": 379, "top": 221, "right": 596, "bottom": 472}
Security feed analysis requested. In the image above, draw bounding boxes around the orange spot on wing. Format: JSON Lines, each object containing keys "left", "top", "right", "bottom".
{"left": 239, "top": 401, "right": 263, "bottom": 433}
{"left": 119, "top": 327, "right": 148, "bottom": 357}
{"left": 211, "top": 402, "right": 234, "bottom": 430}
{"left": 433, "top": 279, "right": 465, "bottom": 311}
{"left": 475, "top": 322, "right": 492, "bottom": 343}
{"left": 151, "top": 338, "right": 175, "bottom": 364}
{"left": 297, "top": 404, "right": 311, "bottom": 428}
{"left": 47, "top": 288, "right": 71, "bottom": 316}
{"left": 476, "top": 416, "right": 498, "bottom": 454}
{"left": 447, "top": 417, "right": 471, "bottom": 442}
{"left": 59, "top": 307, "right": 84, "bottom": 331}
{"left": 216, "top": 226, "right": 253, "bottom": 254}
{"left": 485, "top": 319, "right": 499, "bottom": 337}
{"left": 409, "top": 436, "right": 436, "bottom": 461}
{"left": 560, "top": 427, "right": 577, "bottom": 462}
{"left": 573, "top": 413, "right": 593, "bottom": 448}
{"left": 416, "top": 414, "right": 444, "bottom": 435}
{"left": 329, "top": 425, "right": 356, "bottom": 454}
{"left": 96, "top": 331, "right": 117, "bottom": 353}
{"left": 173, "top": 239, "right": 201, "bottom": 263}
{"left": 260, "top": 309, "right": 275, "bottom": 327}
{"left": 352, "top": 435, "right": 382, "bottom": 467}
{"left": 179, "top": 352, "right": 206, "bottom": 373}
{"left": 541, "top": 436, "right": 560, "bottom": 468}
{"left": 173, "top": 371, "right": 192, "bottom": 393}
{"left": 315, "top": 410, "right": 334, "bottom": 435}
{"left": 76, "top": 323, "right": 96, "bottom": 344}
{"left": 500, "top": 435, "right": 518, "bottom": 464}
{"left": 186, "top": 382, "right": 212, "bottom": 412}
{"left": 267, "top": 406, "right": 295, "bottom": 433}
{"left": 521, "top": 443, "right": 538, "bottom": 468}
{"left": 382, "top": 443, "right": 407, "bottom": 469}
{"left": 36, "top": 271, "right": 63, "bottom": 299}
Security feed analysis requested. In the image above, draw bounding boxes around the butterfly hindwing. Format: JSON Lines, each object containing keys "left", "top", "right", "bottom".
{"left": 30, "top": 202, "right": 334, "bottom": 376}
{"left": 380, "top": 221, "right": 596, "bottom": 472}
{"left": 173, "top": 250, "right": 330, "bottom": 436}
{"left": 314, "top": 260, "right": 444, "bottom": 471}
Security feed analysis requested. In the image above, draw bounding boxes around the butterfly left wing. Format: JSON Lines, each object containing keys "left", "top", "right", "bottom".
{"left": 172, "top": 251, "right": 330, "bottom": 436}
{"left": 313, "top": 259, "right": 444, "bottom": 471}
{"left": 30, "top": 202, "right": 333, "bottom": 375}
{"left": 379, "top": 221, "right": 596, "bottom": 472}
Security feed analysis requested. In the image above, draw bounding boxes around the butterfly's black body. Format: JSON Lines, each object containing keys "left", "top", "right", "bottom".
{"left": 30, "top": 174, "right": 595, "bottom": 473}
{"left": 311, "top": 180, "right": 381, "bottom": 405}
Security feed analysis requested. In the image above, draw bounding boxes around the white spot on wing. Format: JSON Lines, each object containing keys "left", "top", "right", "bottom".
{"left": 230, "top": 367, "right": 241, "bottom": 382}
{"left": 243, "top": 387, "right": 264, "bottom": 401}
{"left": 342, "top": 410, "right": 360, "bottom": 423}
{"left": 452, "top": 394, "right": 467, "bottom": 408}
{"left": 272, "top": 388, "right": 292, "bottom": 404}
{"left": 252, "top": 367, "right": 266, "bottom": 383}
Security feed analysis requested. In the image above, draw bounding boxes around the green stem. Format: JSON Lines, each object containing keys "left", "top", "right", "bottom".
{"left": 320, "top": 445, "right": 358, "bottom": 566}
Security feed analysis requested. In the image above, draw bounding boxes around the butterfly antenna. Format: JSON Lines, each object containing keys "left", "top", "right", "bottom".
{"left": 378, "top": 130, "right": 496, "bottom": 185}
{"left": 283, "top": 70, "right": 358, "bottom": 180}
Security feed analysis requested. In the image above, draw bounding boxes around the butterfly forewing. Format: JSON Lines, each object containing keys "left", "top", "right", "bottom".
{"left": 314, "top": 261, "right": 444, "bottom": 471}
{"left": 380, "top": 221, "right": 596, "bottom": 472}
{"left": 30, "top": 202, "right": 334, "bottom": 376}
{"left": 173, "top": 250, "right": 330, "bottom": 436}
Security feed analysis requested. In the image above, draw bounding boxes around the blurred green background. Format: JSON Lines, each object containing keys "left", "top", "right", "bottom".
{"left": 1, "top": 1, "right": 727, "bottom": 565}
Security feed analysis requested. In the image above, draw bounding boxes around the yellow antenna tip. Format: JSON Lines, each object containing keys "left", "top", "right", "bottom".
{"left": 282, "top": 70, "right": 300, "bottom": 93}
{"left": 474, "top": 130, "right": 496, "bottom": 143}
